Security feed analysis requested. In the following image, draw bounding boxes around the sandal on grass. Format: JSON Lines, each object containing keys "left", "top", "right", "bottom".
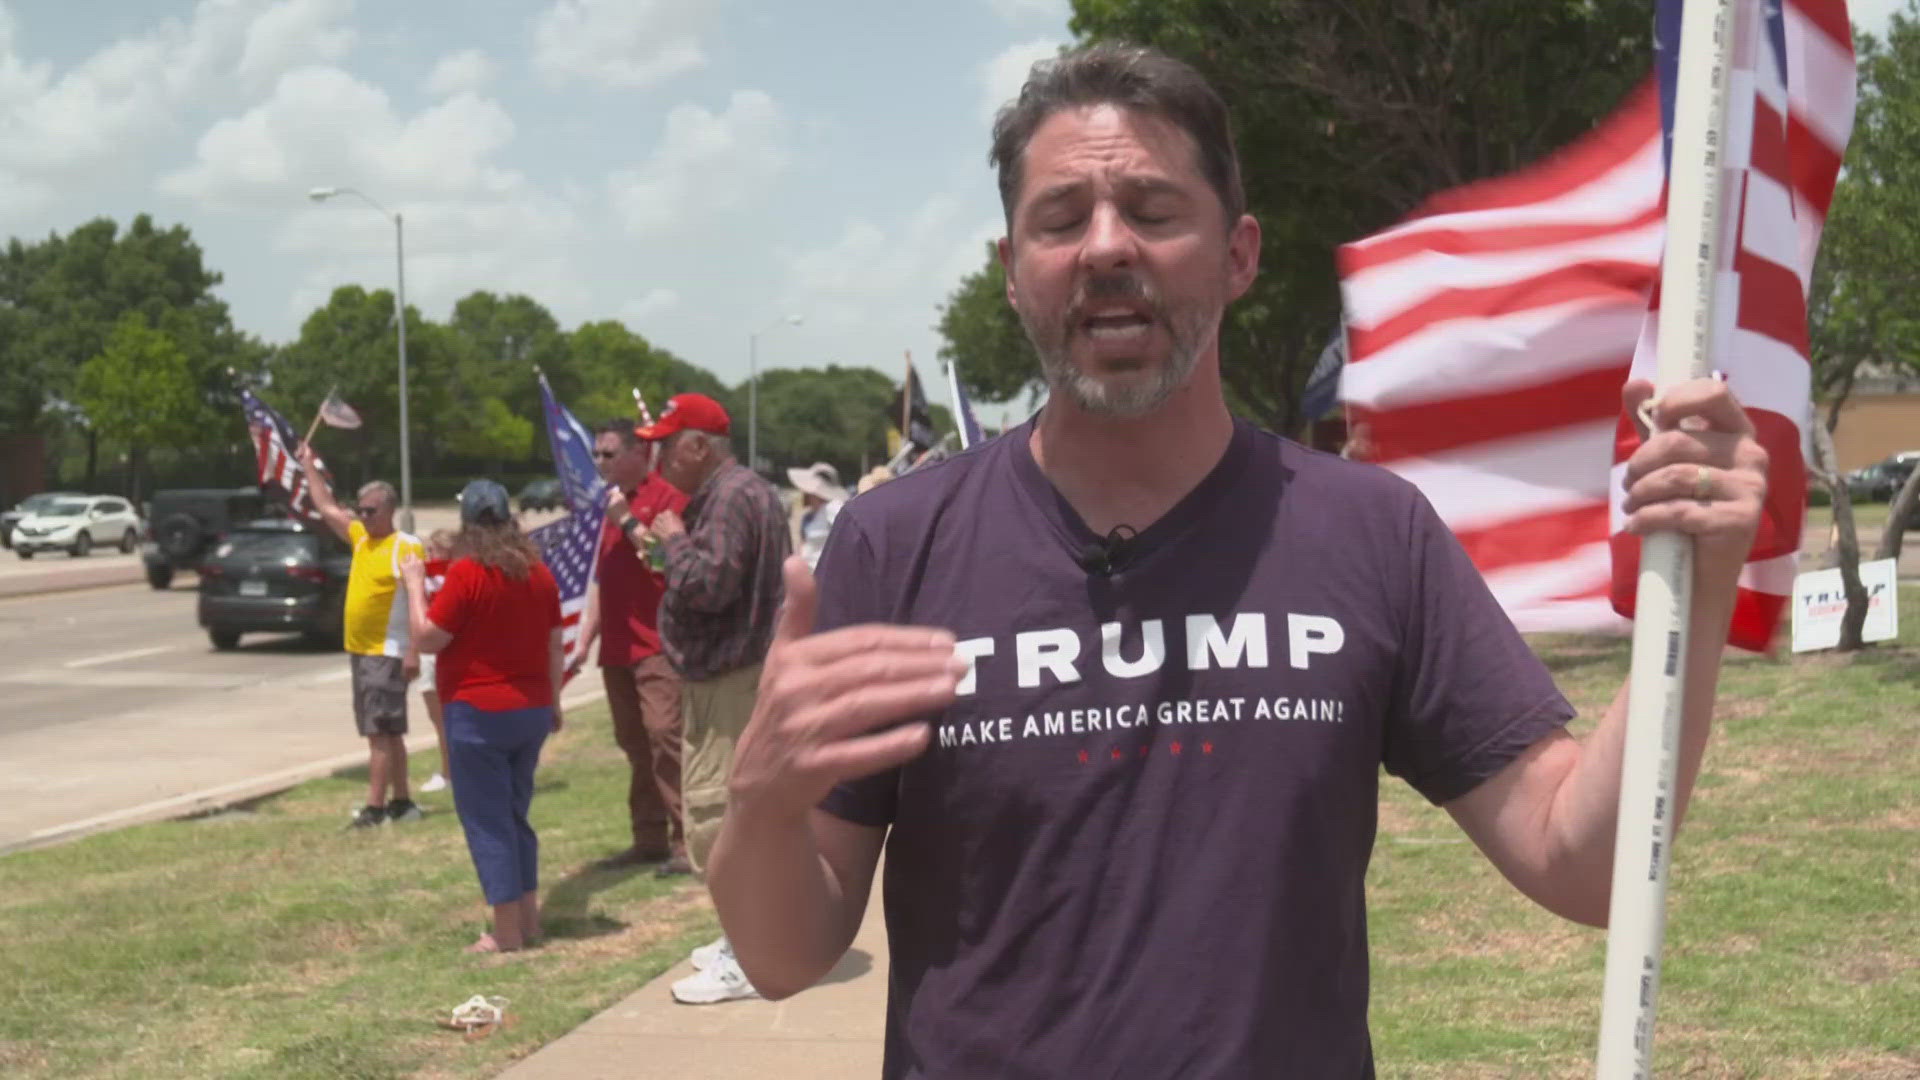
{"left": 438, "top": 994, "right": 513, "bottom": 1041}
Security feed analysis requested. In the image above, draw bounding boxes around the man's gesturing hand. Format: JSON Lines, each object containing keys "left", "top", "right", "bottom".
{"left": 728, "top": 556, "right": 968, "bottom": 819}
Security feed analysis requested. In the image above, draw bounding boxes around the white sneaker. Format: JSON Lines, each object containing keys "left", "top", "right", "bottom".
{"left": 689, "top": 936, "right": 730, "bottom": 971}
{"left": 421, "top": 773, "right": 448, "bottom": 793}
{"left": 671, "top": 953, "right": 758, "bottom": 1005}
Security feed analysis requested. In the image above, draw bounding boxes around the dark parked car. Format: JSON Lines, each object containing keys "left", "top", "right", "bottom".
{"left": 142, "top": 487, "right": 272, "bottom": 589}
{"left": 517, "top": 477, "right": 564, "bottom": 512}
{"left": 1844, "top": 452, "right": 1918, "bottom": 502}
{"left": 1, "top": 491, "right": 86, "bottom": 549}
{"left": 197, "top": 518, "right": 351, "bottom": 650}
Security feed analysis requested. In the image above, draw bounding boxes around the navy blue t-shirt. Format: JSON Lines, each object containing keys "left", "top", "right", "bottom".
{"left": 817, "top": 419, "right": 1574, "bottom": 1078}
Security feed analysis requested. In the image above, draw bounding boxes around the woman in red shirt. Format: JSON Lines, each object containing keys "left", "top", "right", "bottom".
{"left": 400, "top": 479, "right": 563, "bottom": 953}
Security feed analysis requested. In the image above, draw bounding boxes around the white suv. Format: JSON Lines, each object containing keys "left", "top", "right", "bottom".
{"left": 12, "top": 495, "right": 143, "bottom": 558}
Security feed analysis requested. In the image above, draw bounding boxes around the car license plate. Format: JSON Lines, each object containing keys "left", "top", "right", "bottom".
{"left": 239, "top": 579, "right": 267, "bottom": 597}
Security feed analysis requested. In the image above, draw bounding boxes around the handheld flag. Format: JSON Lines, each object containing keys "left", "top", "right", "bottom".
{"left": 318, "top": 388, "right": 363, "bottom": 429}
{"left": 945, "top": 361, "right": 983, "bottom": 450}
{"left": 530, "top": 372, "right": 610, "bottom": 667}
{"left": 633, "top": 387, "right": 655, "bottom": 429}
{"left": 889, "top": 357, "right": 939, "bottom": 455}
{"left": 1335, "top": 0, "right": 1852, "bottom": 652}
{"left": 241, "top": 387, "right": 328, "bottom": 520}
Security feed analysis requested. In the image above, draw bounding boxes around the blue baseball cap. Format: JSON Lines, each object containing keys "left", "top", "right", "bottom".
{"left": 458, "top": 479, "right": 512, "bottom": 525}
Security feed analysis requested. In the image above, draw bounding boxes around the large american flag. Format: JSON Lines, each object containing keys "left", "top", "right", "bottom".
{"left": 1337, "top": 0, "right": 1855, "bottom": 650}
{"left": 240, "top": 387, "right": 326, "bottom": 520}
{"left": 527, "top": 373, "right": 608, "bottom": 663}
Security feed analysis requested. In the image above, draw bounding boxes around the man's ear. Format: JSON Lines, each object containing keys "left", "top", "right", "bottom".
{"left": 1225, "top": 213, "right": 1261, "bottom": 302}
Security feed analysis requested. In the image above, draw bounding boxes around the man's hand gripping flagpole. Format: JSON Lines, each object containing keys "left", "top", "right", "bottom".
{"left": 1599, "top": 0, "right": 1744, "bottom": 1073}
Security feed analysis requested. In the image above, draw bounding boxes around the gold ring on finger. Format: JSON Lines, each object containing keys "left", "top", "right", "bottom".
{"left": 1693, "top": 464, "right": 1713, "bottom": 503}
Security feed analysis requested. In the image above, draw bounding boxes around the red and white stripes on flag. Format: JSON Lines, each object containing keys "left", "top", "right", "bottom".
{"left": 240, "top": 387, "right": 327, "bottom": 521}
{"left": 1337, "top": 0, "right": 1854, "bottom": 650}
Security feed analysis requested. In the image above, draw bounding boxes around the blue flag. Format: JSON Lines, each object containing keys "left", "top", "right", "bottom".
{"left": 529, "top": 373, "right": 608, "bottom": 659}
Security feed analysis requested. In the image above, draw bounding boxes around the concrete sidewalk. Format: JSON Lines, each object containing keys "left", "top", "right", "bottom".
{"left": 498, "top": 881, "right": 889, "bottom": 1079}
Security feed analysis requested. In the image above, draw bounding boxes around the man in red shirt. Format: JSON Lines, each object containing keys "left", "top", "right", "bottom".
{"left": 572, "top": 420, "right": 692, "bottom": 873}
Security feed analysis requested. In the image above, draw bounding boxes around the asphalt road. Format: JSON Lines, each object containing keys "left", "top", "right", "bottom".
{"left": 0, "top": 577, "right": 398, "bottom": 850}
{"left": 0, "top": 580, "right": 341, "bottom": 739}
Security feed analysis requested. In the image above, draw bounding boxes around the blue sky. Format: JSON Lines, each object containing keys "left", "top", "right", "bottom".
{"left": 0, "top": 0, "right": 1900, "bottom": 420}
{"left": 0, "top": 0, "right": 1073, "bottom": 420}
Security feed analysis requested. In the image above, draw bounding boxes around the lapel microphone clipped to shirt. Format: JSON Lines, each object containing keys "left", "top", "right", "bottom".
{"left": 1076, "top": 524, "right": 1139, "bottom": 576}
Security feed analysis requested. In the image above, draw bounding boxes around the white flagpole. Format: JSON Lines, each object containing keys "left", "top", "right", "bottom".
{"left": 1595, "top": 0, "right": 1742, "bottom": 1075}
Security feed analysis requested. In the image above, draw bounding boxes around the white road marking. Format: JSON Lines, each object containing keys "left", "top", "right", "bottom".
{"left": 63, "top": 645, "right": 176, "bottom": 669}
{"left": 0, "top": 669, "right": 256, "bottom": 690}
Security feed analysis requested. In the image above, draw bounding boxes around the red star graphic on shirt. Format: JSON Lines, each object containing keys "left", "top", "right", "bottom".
{"left": 1110, "top": 747, "right": 1124, "bottom": 761}
{"left": 1077, "top": 749, "right": 1089, "bottom": 765}
{"left": 1170, "top": 741, "right": 1183, "bottom": 756}
{"left": 1202, "top": 741, "right": 1214, "bottom": 755}
{"left": 1139, "top": 745, "right": 1151, "bottom": 759}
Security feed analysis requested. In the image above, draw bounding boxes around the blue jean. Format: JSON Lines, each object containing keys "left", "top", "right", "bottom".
{"left": 445, "top": 700, "right": 551, "bottom": 905}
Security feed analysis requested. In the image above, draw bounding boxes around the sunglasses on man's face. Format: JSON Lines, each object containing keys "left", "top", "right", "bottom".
{"left": 354, "top": 505, "right": 381, "bottom": 517}
{"left": 592, "top": 449, "right": 621, "bottom": 460}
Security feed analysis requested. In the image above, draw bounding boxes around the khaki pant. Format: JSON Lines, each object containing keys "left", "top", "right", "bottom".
{"left": 681, "top": 662, "right": 762, "bottom": 876}
{"left": 601, "top": 655, "right": 684, "bottom": 856}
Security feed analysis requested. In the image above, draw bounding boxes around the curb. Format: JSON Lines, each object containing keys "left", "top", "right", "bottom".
{"left": 0, "top": 685, "right": 608, "bottom": 858}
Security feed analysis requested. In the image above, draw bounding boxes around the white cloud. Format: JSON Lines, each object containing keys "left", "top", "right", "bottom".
{"left": 0, "top": 0, "right": 358, "bottom": 228}
{"left": 980, "top": 37, "right": 1062, "bottom": 122}
{"left": 987, "top": 0, "right": 1070, "bottom": 25}
{"left": 531, "top": 0, "right": 709, "bottom": 89}
{"left": 160, "top": 67, "right": 518, "bottom": 205}
{"left": 608, "top": 90, "right": 789, "bottom": 235}
{"left": 424, "top": 48, "right": 496, "bottom": 97}
{"left": 621, "top": 288, "right": 681, "bottom": 324}
{"left": 155, "top": 58, "right": 594, "bottom": 331}
{"left": 236, "top": 0, "right": 354, "bottom": 83}
{"left": 778, "top": 194, "right": 1001, "bottom": 341}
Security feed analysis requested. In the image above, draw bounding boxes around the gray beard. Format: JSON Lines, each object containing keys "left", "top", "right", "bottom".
{"left": 1022, "top": 303, "right": 1215, "bottom": 419}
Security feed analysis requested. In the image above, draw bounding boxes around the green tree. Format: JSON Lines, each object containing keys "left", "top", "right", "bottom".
{"left": 71, "top": 316, "right": 210, "bottom": 501}
{"left": 938, "top": 0, "right": 1652, "bottom": 430}
{"left": 564, "top": 319, "right": 731, "bottom": 432}
{"left": 441, "top": 396, "right": 537, "bottom": 462}
{"left": 1, "top": 215, "right": 249, "bottom": 489}
{"left": 1806, "top": 5, "right": 1920, "bottom": 646}
{"left": 270, "top": 285, "right": 445, "bottom": 486}
{"left": 937, "top": 243, "right": 1043, "bottom": 407}
{"left": 747, "top": 366, "right": 959, "bottom": 481}
{"left": 443, "top": 291, "right": 571, "bottom": 460}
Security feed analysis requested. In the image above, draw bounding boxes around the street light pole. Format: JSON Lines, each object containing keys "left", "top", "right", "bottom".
{"left": 747, "top": 314, "right": 803, "bottom": 474}
{"left": 307, "top": 185, "right": 414, "bottom": 533}
{"left": 392, "top": 211, "right": 411, "bottom": 533}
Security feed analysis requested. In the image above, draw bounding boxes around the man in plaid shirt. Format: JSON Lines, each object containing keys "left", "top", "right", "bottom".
{"left": 635, "top": 392, "right": 791, "bottom": 1005}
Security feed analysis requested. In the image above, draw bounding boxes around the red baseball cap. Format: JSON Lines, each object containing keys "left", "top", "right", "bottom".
{"left": 635, "top": 393, "right": 731, "bottom": 441}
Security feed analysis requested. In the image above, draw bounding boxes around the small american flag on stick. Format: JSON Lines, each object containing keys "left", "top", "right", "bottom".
{"left": 241, "top": 387, "right": 327, "bottom": 520}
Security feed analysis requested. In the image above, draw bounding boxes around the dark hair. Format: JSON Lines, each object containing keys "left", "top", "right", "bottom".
{"left": 989, "top": 43, "right": 1245, "bottom": 230}
{"left": 452, "top": 520, "right": 540, "bottom": 581}
{"left": 599, "top": 420, "right": 639, "bottom": 448}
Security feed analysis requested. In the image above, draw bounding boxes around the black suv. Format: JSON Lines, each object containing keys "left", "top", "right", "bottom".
{"left": 197, "top": 518, "right": 352, "bottom": 650}
{"left": 142, "top": 488, "right": 273, "bottom": 589}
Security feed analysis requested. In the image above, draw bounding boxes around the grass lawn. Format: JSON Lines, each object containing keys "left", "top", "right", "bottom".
{"left": 0, "top": 700, "right": 716, "bottom": 1080}
{"left": 1, "top": 592, "right": 1915, "bottom": 1078}
{"left": 1367, "top": 584, "right": 1920, "bottom": 1078}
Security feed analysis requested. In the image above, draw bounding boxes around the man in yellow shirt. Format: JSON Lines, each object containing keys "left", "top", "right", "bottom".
{"left": 298, "top": 444, "right": 426, "bottom": 828}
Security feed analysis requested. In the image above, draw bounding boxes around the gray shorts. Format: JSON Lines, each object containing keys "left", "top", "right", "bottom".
{"left": 349, "top": 653, "right": 409, "bottom": 737}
